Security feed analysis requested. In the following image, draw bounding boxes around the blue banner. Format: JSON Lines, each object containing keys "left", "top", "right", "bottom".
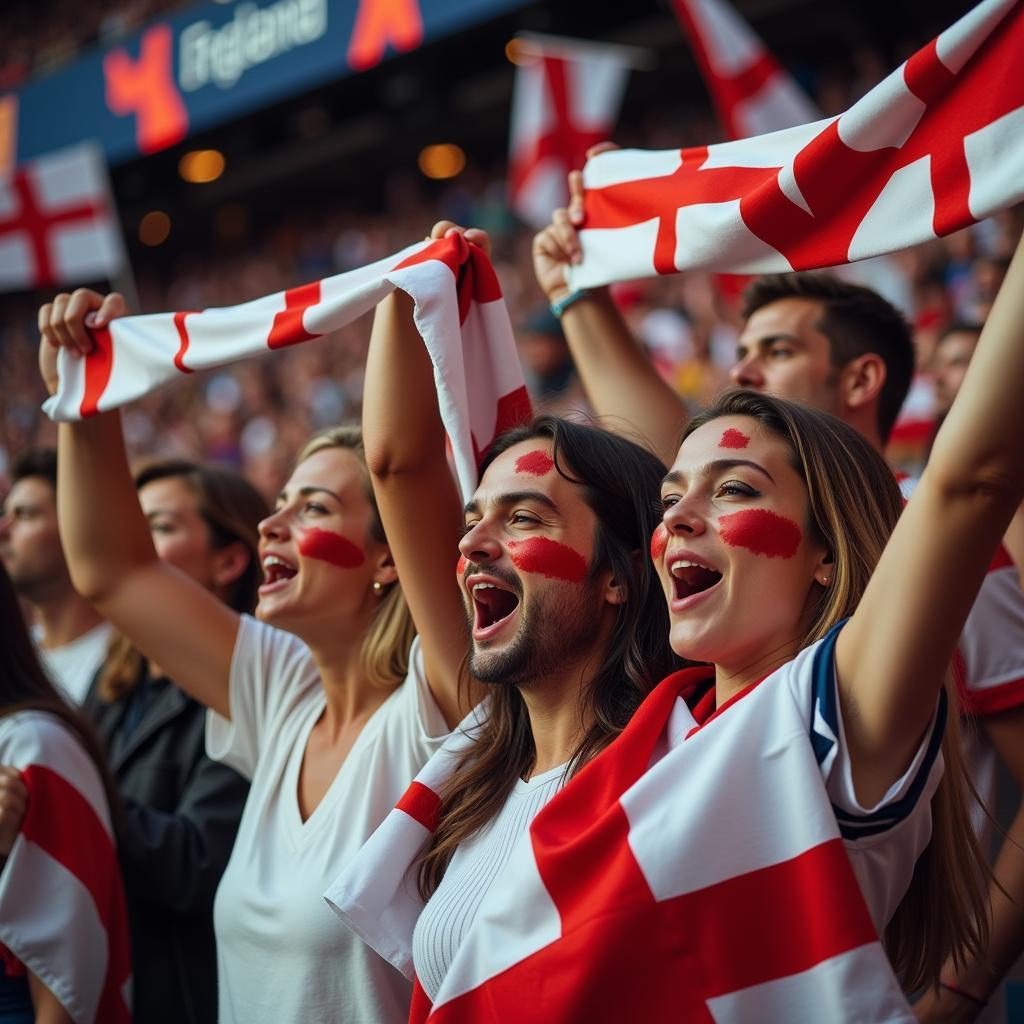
{"left": 9, "top": 0, "right": 527, "bottom": 168}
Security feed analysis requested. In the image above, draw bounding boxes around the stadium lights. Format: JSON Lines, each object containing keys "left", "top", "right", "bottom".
{"left": 139, "top": 211, "right": 171, "bottom": 246}
{"left": 179, "top": 149, "right": 226, "bottom": 184}
{"left": 417, "top": 144, "right": 466, "bottom": 180}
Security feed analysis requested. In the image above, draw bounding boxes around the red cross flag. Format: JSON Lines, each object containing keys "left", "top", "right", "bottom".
{"left": 43, "top": 233, "right": 530, "bottom": 501}
{"left": 567, "top": 0, "right": 1024, "bottom": 289}
{"left": 326, "top": 628, "right": 935, "bottom": 1021}
{"left": 0, "top": 713, "right": 132, "bottom": 1024}
{"left": 508, "top": 33, "right": 639, "bottom": 228}
{"left": 0, "top": 142, "right": 126, "bottom": 293}
{"left": 672, "top": 0, "right": 819, "bottom": 140}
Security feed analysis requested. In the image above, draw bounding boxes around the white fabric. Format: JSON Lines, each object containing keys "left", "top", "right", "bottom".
{"left": 33, "top": 621, "right": 113, "bottom": 706}
{"left": 330, "top": 626, "right": 940, "bottom": 1020}
{"left": 206, "top": 615, "right": 448, "bottom": 1024}
{"left": 43, "top": 234, "right": 527, "bottom": 503}
{"left": 0, "top": 711, "right": 130, "bottom": 1024}
{"left": 412, "top": 761, "right": 567, "bottom": 1000}
{"left": 567, "top": 0, "right": 1024, "bottom": 288}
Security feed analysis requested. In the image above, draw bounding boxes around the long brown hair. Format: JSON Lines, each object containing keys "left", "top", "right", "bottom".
{"left": 297, "top": 426, "right": 416, "bottom": 689}
{"left": 683, "top": 389, "right": 989, "bottom": 993}
{"left": 417, "top": 416, "right": 675, "bottom": 898}
{"left": 99, "top": 459, "right": 268, "bottom": 701}
{"left": 0, "top": 560, "right": 121, "bottom": 823}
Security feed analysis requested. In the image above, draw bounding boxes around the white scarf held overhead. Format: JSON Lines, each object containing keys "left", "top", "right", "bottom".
{"left": 568, "top": 0, "right": 1024, "bottom": 287}
{"left": 43, "top": 234, "right": 531, "bottom": 502}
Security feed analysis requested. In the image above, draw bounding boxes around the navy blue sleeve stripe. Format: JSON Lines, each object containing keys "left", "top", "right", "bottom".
{"left": 809, "top": 619, "right": 948, "bottom": 840}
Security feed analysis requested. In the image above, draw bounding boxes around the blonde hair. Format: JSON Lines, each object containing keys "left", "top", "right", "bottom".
{"left": 297, "top": 426, "right": 416, "bottom": 689}
{"left": 683, "top": 390, "right": 990, "bottom": 994}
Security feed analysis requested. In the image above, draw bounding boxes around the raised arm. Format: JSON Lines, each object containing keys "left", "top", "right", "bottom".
{"left": 41, "top": 290, "right": 239, "bottom": 719}
{"left": 837, "top": 235, "right": 1024, "bottom": 803}
{"left": 532, "top": 170, "right": 687, "bottom": 466}
{"left": 361, "top": 263, "right": 478, "bottom": 728}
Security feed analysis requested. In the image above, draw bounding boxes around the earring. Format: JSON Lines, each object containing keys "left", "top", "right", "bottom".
{"left": 372, "top": 581, "right": 383, "bottom": 594}
{"left": 821, "top": 576, "right": 830, "bottom": 586}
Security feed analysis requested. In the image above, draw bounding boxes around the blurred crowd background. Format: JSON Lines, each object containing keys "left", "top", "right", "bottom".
{"left": 3, "top": 0, "right": 1014, "bottom": 504}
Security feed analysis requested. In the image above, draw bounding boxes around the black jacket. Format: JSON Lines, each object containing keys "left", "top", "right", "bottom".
{"left": 85, "top": 668, "right": 249, "bottom": 1024}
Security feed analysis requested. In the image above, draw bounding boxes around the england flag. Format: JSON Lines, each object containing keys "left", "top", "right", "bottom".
{"left": 568, "top": 0, "right": 1024, "bottom": 288}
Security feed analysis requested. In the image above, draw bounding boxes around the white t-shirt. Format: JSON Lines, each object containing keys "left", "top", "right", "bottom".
{"left": 206, "top": 615, "right": 449, "bottom": 1024}
{"left": 412, "top": 762, "right": 567, "bottom": 1001}
{"left": 34, "top": 621, "right": 113, "bottom": 705}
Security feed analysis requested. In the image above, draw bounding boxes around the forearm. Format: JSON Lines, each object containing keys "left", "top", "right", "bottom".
{"left": 363, "top": 290, "right": 448, "bottom": 478}
{"left": 560, "top": 287, "right": 684, "bottom": 466}
{"left": 57, "top": 411, "right": 158, "bottom": 602}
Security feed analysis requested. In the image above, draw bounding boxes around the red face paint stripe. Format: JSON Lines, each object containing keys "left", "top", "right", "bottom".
{"left": 650, "top": 524, "right": 669, "bottom": 563}
{"left": 515, "top": 450, "right": 554, "bottom": 477}
{"left": 508, "top": 538, "right": 587, "bottom": 583}
{"left": 457, "top": 554, "right": 468, "bottom": 577}
{"left": 297, "top": 528, "right": 366, "bottom": 569}
{"left": 719, "top": 509, "right": 802, "bottom": 559}
{"left": 719, "top": 428, "right": 750, "bottom": 449}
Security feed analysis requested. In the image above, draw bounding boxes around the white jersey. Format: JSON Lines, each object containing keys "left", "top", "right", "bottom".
{"left": 206, "top": 615, "right": 448, "bottom": 1024}
{"left": 33, "top": 621, "right": 113, "bottom": 705}
{"left": 330, "top": 623, "right": 942, "bottom": 1022}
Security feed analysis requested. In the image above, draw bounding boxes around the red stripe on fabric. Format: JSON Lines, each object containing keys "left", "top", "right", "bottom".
{"left": 961, "top": 676, "right": 1024, "bottom": 717}
{"left": 410, "top": 976, "right": 433, "bottom": 1024}
{"left": 80, "top": 325, "right": 115, "bottom": 418}
{"left": 989, "top": 544, "right": 1014, "bottom": 572}
{"left": 20, "top": 765, "right": 131, "bottom": 1024}
{"left": 393, "top": 234, "right": 466, "bottom": 276}
{"left": 172, "top": 310, "right": 198, "bottom": 373}
{"left": 396, "top": 781, "right": 441, "bottom": 832}
{"left": 267, "top": 281, "right": 323, "bottom": 350}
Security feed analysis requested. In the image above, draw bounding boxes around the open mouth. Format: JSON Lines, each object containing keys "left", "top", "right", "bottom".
{"left": 262, "top": 555, "right": 298, "bottom": 587}
{"left": 472, "top": 581, "right": 521, "bottom": 633}
{"left": 669, "top": 558, "right": 723, "bottom": 602}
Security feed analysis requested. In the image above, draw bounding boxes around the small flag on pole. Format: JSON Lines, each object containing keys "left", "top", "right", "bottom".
{"left": 0, "top": 141, "right": 127, "bottom": 293}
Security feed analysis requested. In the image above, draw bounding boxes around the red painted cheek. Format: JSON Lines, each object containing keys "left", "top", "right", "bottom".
{"left": 457, "top": 554, "right": 468, "bottom": 577}
{"left": 297, "top": 528, "right": 366, "bottom": 569}
{"left": 508, "top": 538, "right": 588, "bottom": 583}
{"left": 719, "top": 510, "right": 802, "bottom": 559}
{"left": 514, "top": 450, "right": 554, "bottom": 477}
{"left": 719, "top": 428, "right": 750, "bottom": 449}
{"left": 650, "top": 524, "right": 669, "bottom": 563}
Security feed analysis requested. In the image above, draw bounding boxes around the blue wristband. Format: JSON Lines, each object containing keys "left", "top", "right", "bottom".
{"left": 549, "top": 288, "right": 591, "bottom": 318}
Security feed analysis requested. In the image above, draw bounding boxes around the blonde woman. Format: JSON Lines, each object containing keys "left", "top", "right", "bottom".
{"left": 38, "top": 289, "right": 468, "bottom": 1024}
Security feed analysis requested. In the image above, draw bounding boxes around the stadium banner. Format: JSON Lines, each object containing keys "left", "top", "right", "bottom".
{"left": 4, "top": 0, "right": 531, "bottom": 170}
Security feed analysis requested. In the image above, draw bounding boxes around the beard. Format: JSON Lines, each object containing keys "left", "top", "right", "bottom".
{"left": 468, "top": 575, "right": 599, "bottom": 690}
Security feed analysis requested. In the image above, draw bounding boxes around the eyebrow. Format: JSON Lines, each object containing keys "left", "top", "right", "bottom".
{"left": 662, "top": 458, "right": 776, "bottom": 488}
{"left": 738, "top": 332, "right": 806, "bottom": 353}
{"left": 276, "top": 485, "right": 343, "bottom": 504}
{"left": 464, "top": 489, "right": 561, "bottom": 517}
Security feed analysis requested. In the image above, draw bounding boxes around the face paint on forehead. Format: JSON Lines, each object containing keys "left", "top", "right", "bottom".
{"left": 650, "top": 523, "right": 669, "bottom": 563}
{"left": 297, "top": 528, "right": 366, "bottom": 569}
{"left": 514, "top": 450, "right": 555, "bottom": 477}
{"left": 508, "top": 538, "right": 587, "bottom": 584}
{"left": 718, "top": 428, "right": 750, "bottom": 449}
{"left": 719, "top": 509, "right": 802, "bottom": 559}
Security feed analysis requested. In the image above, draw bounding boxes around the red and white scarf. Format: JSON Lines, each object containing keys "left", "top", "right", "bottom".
{"left": 44, "top": 234, "right": 530, "bottom": 500}
{"left": 568, "top": 0, "right": 1024, "bottom": 287}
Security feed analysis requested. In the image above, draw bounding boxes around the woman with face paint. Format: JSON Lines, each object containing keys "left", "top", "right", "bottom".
{"left": 38, "top": 289, "right": 469, "bottom": 1024}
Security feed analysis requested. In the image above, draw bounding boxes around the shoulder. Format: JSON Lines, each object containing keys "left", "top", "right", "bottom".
{"left": 0, "top": 710, "right": 82, "bottom": 763}
{"left": 233, "top": 614, "right": 319, "bottom": 688}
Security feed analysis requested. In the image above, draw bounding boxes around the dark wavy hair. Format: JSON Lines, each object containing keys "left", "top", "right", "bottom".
{"left": 417, "top": 416, "right": 675, "bottom": 898}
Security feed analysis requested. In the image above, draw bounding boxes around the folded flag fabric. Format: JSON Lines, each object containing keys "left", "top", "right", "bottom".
{"left": 0, "top": 712, "right": 132, "bottom": 1024}
{"left": 326, "top": 629, "right": 938, "bottom": 1022}
{"left": 671, "top": 0, "right": 819, "bottom": 140}
{"left": 43, "top": 233, "right": 530, "bottom": 501}
{"left": 568, "top": 0, "right": 1024, "bottom": 288}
